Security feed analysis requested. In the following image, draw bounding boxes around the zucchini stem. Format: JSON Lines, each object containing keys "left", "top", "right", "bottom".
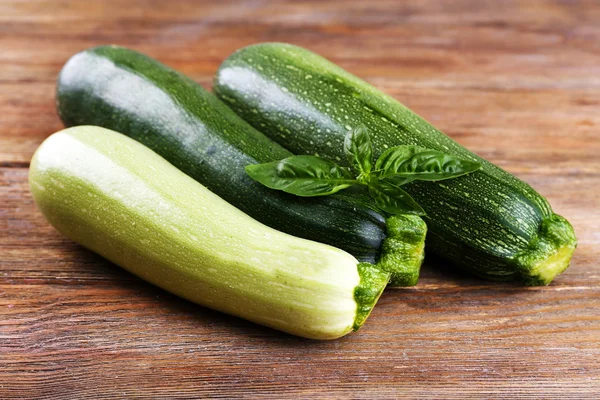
{"left": 515, "top": 214, "right": 577, "bottom": 286}
{"left": 353, "top": 263, "right": 390, "bottom": 331}
{"left": 376, "top": 215, "right": 427, "bottom": 286}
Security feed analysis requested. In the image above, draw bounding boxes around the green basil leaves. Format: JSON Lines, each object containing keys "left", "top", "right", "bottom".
{"left": 344, "top": 126, "right": 373, "bottom": 178}
{"left": 245, "top": 155, "right": 356, "bottom": 197}
{"left": 246, "top": 128, "right": 481, "bottom": 215}
{"left": 376, "top": 146, "right": 482, "bottom": 184}
{"left": 368, "top": 178, "right": 426, "bottom": 215}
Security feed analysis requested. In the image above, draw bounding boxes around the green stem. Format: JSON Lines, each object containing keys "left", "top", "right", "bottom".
{"left": 376, "top": 214, "right": 427, "bottom": 286}
{"left": 514, "top": 214, "right": 577, "bottom": 286}
{"left": 353, "top": 262, "right": 390, "bottom": 331}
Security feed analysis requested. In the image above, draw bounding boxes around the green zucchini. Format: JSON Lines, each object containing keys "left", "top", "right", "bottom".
{"left": 29, "top": 126, "right": 389, "bottom": 339}
{"left": 214, "top": 42, "right": 577, "bottom": 285}
{"left": 56, "top": 45, "right": 426, "bottom": 286}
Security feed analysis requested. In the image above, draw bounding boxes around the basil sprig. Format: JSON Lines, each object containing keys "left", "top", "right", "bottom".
{"left": 245, "top": 128, "right": 481, "bottom": 215}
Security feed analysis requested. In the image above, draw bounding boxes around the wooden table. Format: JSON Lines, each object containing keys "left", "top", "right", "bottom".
{"left": 2, "top": 1, "right": 599, "bottom": 398}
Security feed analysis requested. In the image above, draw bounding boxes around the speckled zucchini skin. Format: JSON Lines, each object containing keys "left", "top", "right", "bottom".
{"left": 214, "top": 42, "right": 577, "bottom": 285}
{"left": 55, "top": 45, "right": 425, "bottom": 285}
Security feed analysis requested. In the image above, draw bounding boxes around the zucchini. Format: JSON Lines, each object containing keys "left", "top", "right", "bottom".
{"left": 214, "top": 42, "right": 577, "bottom": 285}
{"left": 29, "top": 126, "right": 389, "bottom": 340}
{"left": 56, "top": 45, "right": 426, "bottom": 286}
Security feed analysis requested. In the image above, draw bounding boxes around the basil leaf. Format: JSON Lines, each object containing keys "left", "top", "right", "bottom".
{"left": 380, "top": 176, "right": 415, "bottom": 187}
{"left": 344, "top": 127, "right": 373, "bottom": 175}
{"left": 368, "top": 178, "right": 426, "bottom": 216}
{"left": 246, "top": 156, "right": 357, "bottom": 197}
{"left": 375, "top": 145, "right": 481, "bottom": 182}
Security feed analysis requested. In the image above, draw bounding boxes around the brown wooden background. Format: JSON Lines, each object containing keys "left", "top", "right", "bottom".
{"left": 1, "top": 0, "right": 599, "bottom": 398}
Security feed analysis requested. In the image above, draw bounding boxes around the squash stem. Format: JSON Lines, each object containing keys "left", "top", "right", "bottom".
{"left": 515, "top": 214, "right": 577, "bottom": 286}
{"left": 376, "top": 215, "right": 427, "bottom": 286}
{"left": 353, "top": 263, "right": 390, "bottom": 331}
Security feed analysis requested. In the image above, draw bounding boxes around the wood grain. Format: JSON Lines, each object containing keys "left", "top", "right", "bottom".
{"left": 1, "top": 0, "right": 599, "bottom": 398}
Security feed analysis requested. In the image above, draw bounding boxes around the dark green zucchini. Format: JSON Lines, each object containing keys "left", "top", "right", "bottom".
{"left": 214, "top": 42, "right": 577, "bottom": 285}
{"left": 56, "top": 45, "right": 426, "bottom": 286}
